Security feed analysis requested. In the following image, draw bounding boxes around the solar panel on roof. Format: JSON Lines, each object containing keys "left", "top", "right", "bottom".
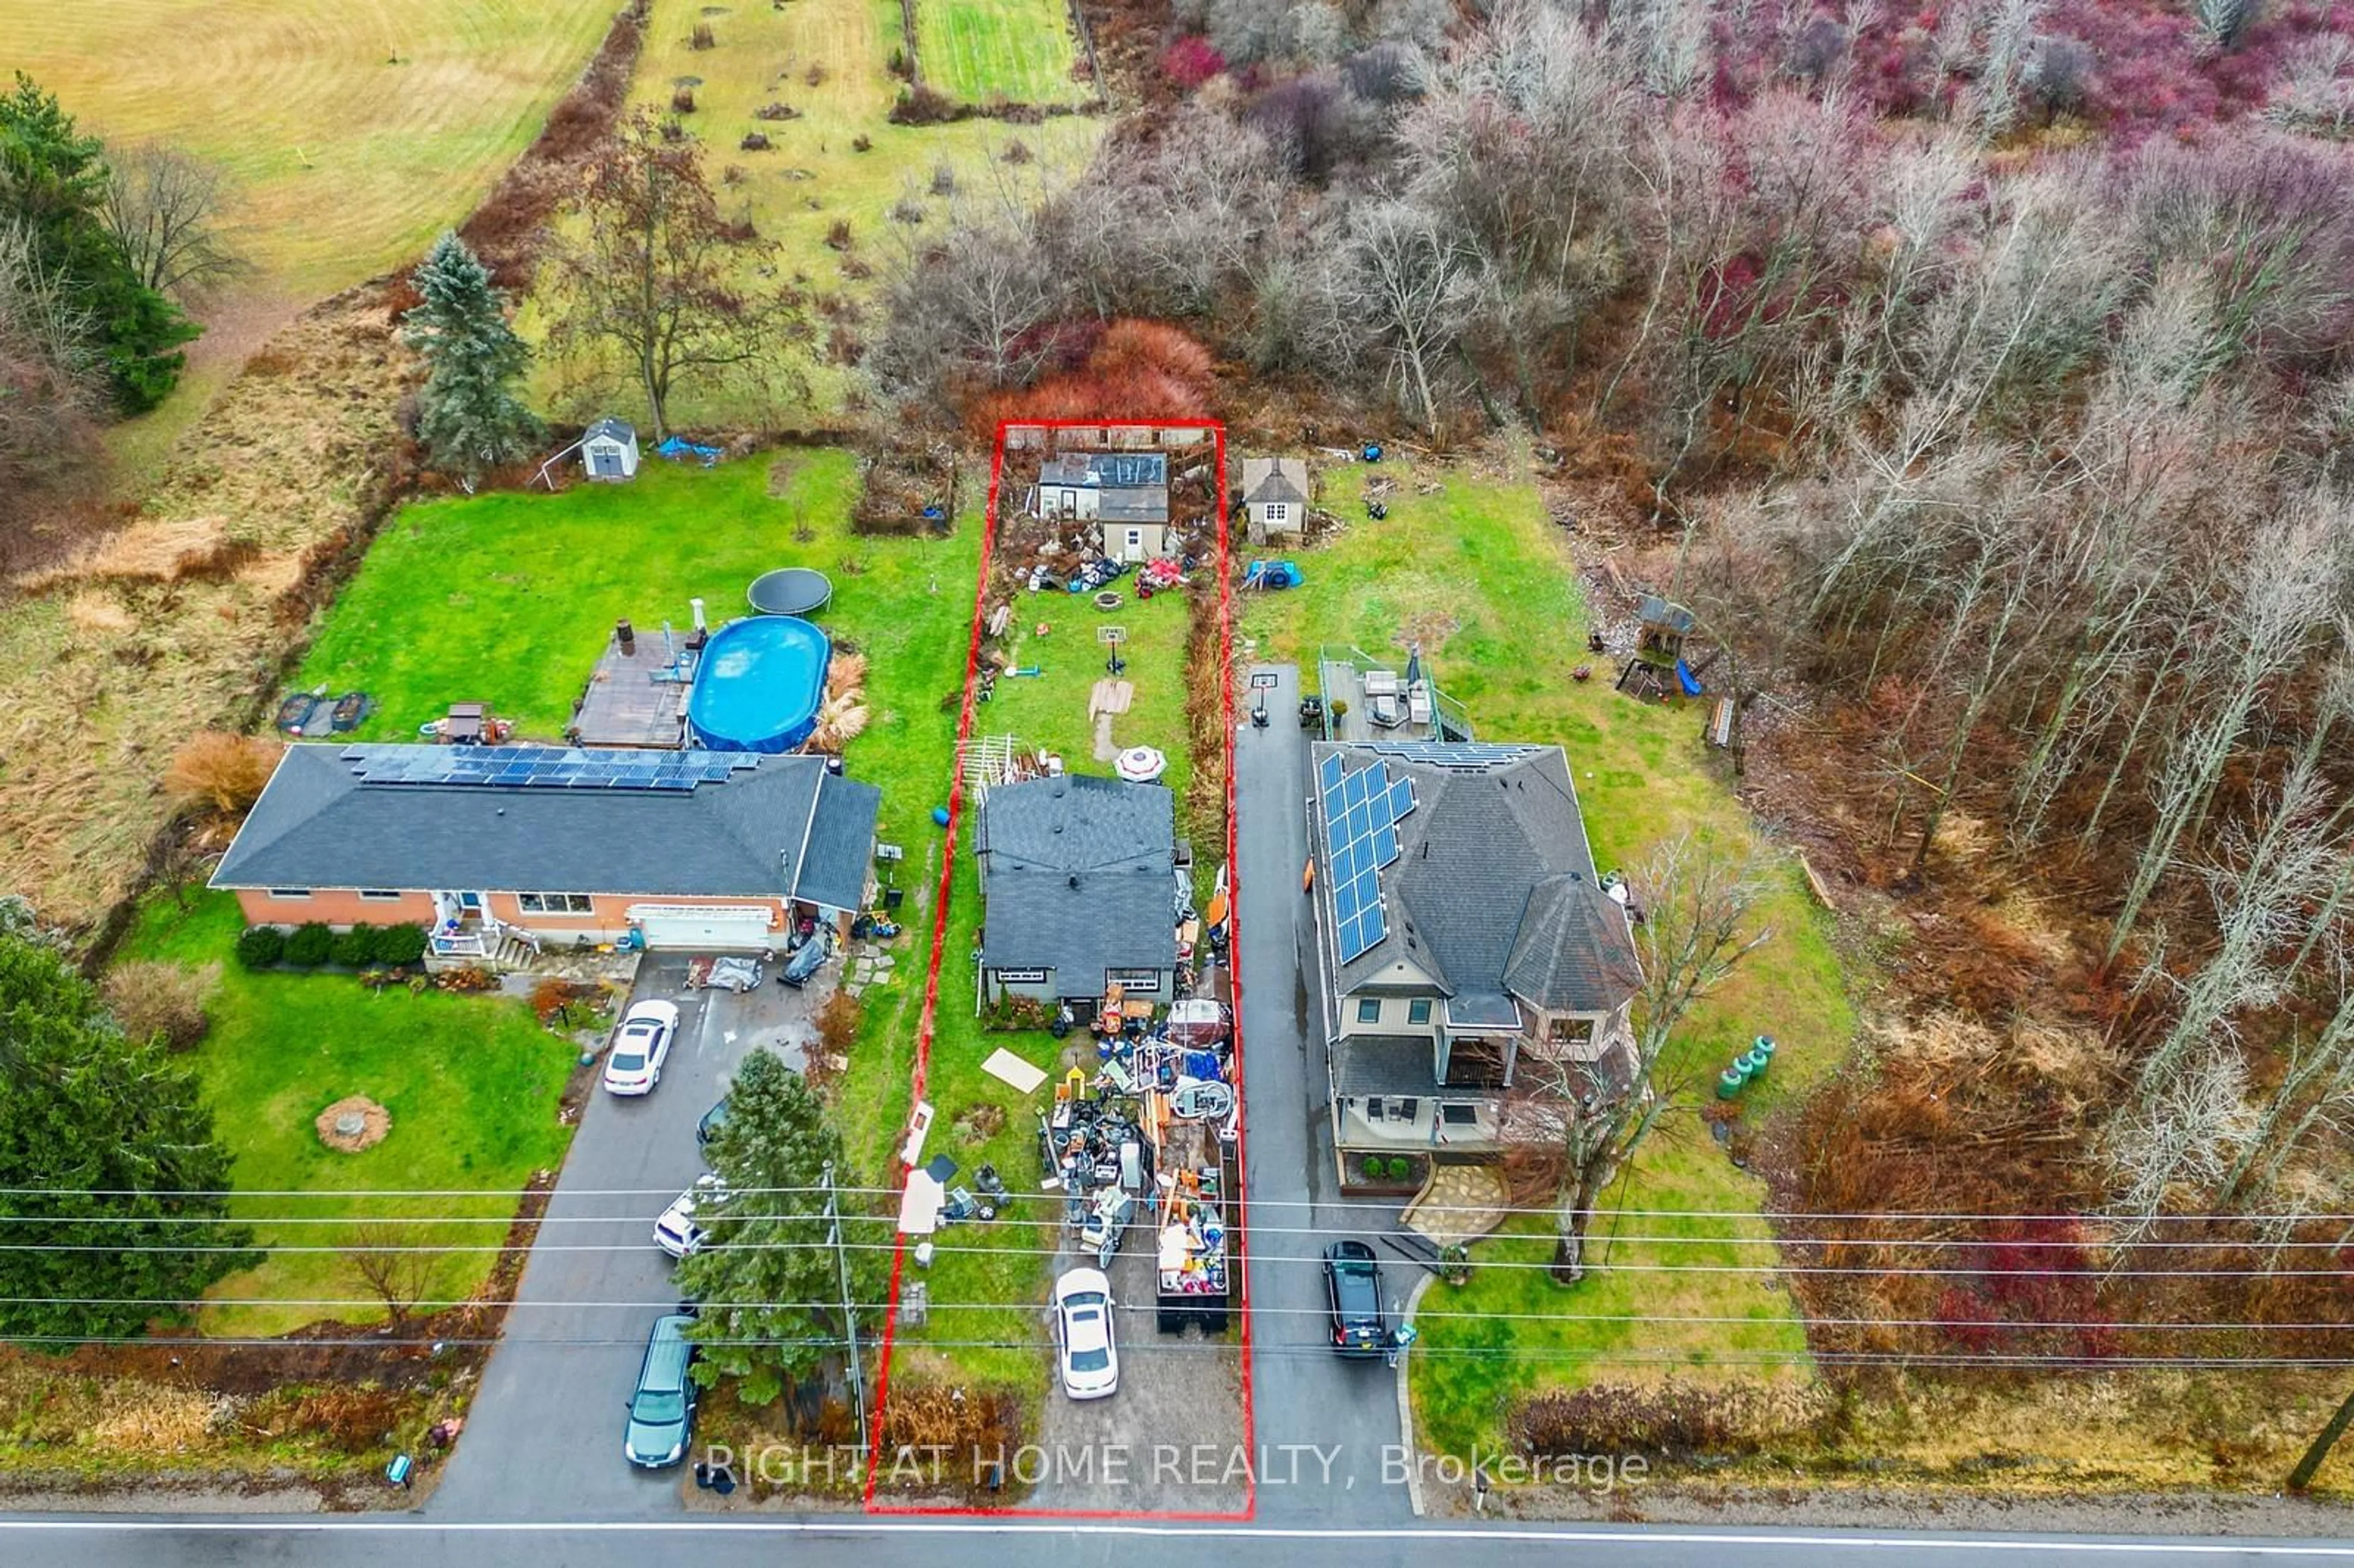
{"left": 1320, "top": 753, "right": 1344, "bottom": 790}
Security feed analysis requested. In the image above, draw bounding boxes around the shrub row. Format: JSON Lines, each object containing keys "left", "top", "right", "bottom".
{"left": 237, "top": 922, "right": 428, "bottom": 972}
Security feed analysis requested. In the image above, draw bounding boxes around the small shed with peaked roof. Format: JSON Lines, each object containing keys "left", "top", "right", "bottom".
{"left": 582, "top": 418, "right": 641, "bottom": 482}
{"left": 1239, "top": 456, "right": 1310, "bottom": 544}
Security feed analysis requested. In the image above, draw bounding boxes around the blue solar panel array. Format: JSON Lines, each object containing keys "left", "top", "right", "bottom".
{"left": 343, "top": 745, "right": 760, "bottom": 793}
{"left": 1319, "top": 752, "right": 1416, "bottom": 964}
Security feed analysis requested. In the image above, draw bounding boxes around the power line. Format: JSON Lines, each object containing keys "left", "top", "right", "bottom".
{"left": 0, "top": 1234, "right": 2346, "bottom": 1282}
{"left": 5, "top": 1183, "right": 2353, "bottom": 1225}
{"left": 9, "top": 1294, "right": 2354, "bottom": 1334}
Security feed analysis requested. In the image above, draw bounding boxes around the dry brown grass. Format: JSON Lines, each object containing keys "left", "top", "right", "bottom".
{"left": 86, "top": 1382, "right": 216, "bottom": 1453}
{"left": 164, "top": 732, "right": 286, "bottom": 818}
{"left": 0, "top": 289, "right": 411, "bottom": 929}
{"left": 100, "top": 958, "right": 218, "bottom": 1052}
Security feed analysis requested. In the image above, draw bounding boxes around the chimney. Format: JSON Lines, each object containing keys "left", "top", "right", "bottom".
{"left": 615, "top": 618, "right": 635, "bottom": 654}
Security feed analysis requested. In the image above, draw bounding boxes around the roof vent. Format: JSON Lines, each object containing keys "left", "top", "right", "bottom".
{"left": 1067, "top": 874, "right": 1080, "bottom": 890}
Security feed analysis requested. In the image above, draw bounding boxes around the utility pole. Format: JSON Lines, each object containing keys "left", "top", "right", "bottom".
{"left": 823, "top": 1161, "right": 867, "bottom": 1452}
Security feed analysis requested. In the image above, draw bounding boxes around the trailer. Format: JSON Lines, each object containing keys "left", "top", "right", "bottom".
{"left": 1148, "top": 1094, "right": 1235, "bottom": 1334}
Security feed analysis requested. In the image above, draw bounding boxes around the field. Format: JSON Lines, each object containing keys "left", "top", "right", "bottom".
{"left": 1235, "top": 449, "right": 1854, "bottom": 1458}
{"left": 525, "top": 0, "right": 1101, "bottom": 427}
{"left": 13, "top": 0, "right": 619, "bottom": 479}
{"left": 120, "top": 889, "right": 579, "bottom": 1339}
{"left": 915, "top": 0, "right": 1087, "bottom": 105}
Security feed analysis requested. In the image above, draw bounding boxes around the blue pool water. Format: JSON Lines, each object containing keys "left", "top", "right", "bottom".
{"left": 687, "top": 615, "right": 831, "bottom": 753}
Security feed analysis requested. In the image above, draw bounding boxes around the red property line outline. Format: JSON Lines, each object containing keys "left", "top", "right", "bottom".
{"left": 862, "top": 420, "right": 1250, "bottom": 1521}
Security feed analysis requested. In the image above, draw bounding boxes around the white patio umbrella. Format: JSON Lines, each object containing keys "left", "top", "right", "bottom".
{"left": 1115, "top": 745, "right": 1168, "bottom": 783}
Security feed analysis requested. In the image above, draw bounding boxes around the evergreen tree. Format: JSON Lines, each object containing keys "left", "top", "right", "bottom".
{"left": 0, "top": 74, "right": 196, "bottom": 411}
{"left": 674, "top": 1050, "right": 885, "bottom": 1405}
{"left": 400, "top": 231, "right": 541, "bottom": 485}
{"left": 0, "top": 927, "right": 253, "bottom": 1340}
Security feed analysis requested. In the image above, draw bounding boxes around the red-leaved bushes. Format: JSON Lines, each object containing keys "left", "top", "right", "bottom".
{"left": 968, "top": 318, "right": 1215, "bottom": 436}
{"left": 1162, "top": 35, "right": 1227, "bottom": 91}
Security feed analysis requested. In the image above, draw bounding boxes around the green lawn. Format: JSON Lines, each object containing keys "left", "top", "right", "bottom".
{"left": 916, "top": 0, "right": 1085, "bottom": 105}
{"left": 1237, "top": 447, "right": 1856, "bottom": 1456}
{"left": 975, "top": 582, "right": 1197, "bottom": 828}
{"left": 120, "top": 890, "right": 578, "bottom": 1338}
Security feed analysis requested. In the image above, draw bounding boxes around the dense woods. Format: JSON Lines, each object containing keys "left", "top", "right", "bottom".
{"left": 876, "top": 0, "right": 2354, "bottom": 1353}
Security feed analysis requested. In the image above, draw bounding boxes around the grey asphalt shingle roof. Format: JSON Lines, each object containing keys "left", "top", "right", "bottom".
{"left": 1239, "top": 457, "right": 1309, "bottom": 507}
{"left": 210, "top": 744, "right": 878, "bottom": 907}
{"left": 1334, "top": 1034, "right": 1441, "bottom": 1098}
{"left": 1095, "top": 489, "right": 1170, "bottom": 524}
{"left": 977, "top": 774, "right": 1177, "bottom": 989}
{"left": 1314, "top": 741, "right": 1638, "bottom": 1016}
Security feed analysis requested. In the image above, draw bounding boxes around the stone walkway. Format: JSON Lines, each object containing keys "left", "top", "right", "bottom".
{"left": 841, "top": 941, "right": 898, "bottom": 999}
{"left": 1400, "top": 1162, "right": 1510, "bottom": 1247}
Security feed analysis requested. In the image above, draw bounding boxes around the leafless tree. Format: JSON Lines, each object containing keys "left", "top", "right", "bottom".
{"left": 0, "top": 218, "right": 104, "bottom": 538}
{"left": 2108, "top": 1048, "right": 2255, "bottom": 1243}
{"left": 1512, "top": 830, "right": 1776, "bottom": 1284}
{"left": 1319, "top": 198, "right": 1483, "bottom": 435}
{"left": 2109, "top": 503, "right": 2344, "bottom": 961}
{"left": 346, "top": 1222, "right": 438, "bottom": 1325}
{"left": 544, "top": 112, "right": 810, "bottom": 439}
{"left": 101, "top": 144, "right": 243, "bottom": 301}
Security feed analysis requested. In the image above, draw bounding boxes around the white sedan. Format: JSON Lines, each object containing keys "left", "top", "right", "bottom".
{"left": 601, "top": 1000, "right": 681, "bottom": 1096}
{"left": 654, "top": 1174, "right": 729, "bottom": 1258}
{"left": 1051, "top": 1266, "right": 1119, "bottom": 1401}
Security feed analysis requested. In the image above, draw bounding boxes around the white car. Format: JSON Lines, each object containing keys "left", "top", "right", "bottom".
{"left": 600, "top": 1000, "right": 680, "bottom": 1096}
{"left": 1051, "top": 1266, "right": 1118, "bottom": 1401}
{"left": 654, "top": 1174, "right": 729, "bottom": 1258}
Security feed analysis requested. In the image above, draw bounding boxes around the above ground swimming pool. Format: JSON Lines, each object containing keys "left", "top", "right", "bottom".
{"left": 687, "top": 615, "right": 831, "bottom": 753}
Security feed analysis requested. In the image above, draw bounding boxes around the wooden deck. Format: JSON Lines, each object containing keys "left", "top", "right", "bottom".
{"left": 569, "top": 630, "right": 695, "bottom": 749}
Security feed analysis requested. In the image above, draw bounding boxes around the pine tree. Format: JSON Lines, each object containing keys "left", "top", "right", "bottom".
{"left": 401, "top": 231, "right": 540, "bottom": 485}
{"left": 674, "top": 1050, "right": 885, "bottom": 1405}
{"left": 0, "top": 926, "right": 254, "bottom": 1339}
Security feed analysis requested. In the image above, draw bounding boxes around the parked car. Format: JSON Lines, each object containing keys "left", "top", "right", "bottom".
{"left": 653, "top": 1175, "right": 730, "bottom": 1258}
{"left": 696, "top": 1096, "right": 730, "bottom": 1147}
{"left": 622, "top": 1313, "right": 699, "bottom": 1467}
{"left": 779, "top": 929, "right": 831, "bottom": 989}
{"left": 1051, "top": 1266, "right": 1119, "bottom": 1401}
{"left": 1323, "top": 1239, "right": 1386, "bottom": 1357}
{"left": 601, "top": 1000, "right": 680, "bottom": 1096}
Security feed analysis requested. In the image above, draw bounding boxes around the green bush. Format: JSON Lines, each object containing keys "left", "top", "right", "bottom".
{"left": 1386, "top": 1156, "right": 1410, "bottom": 1181}
{"left": 330, "top": 924, "right": 379, "bottom": 967}
{"left": 234, "top": 925, "right": 286, "bottom": 970}
{"left": 376, "top": 923, "right": 428, "bottom": 966}
{"left": 1361, "top": 1155, "right": 1383, "bottom": 1182}
{"left": 283, "top": 922, "right": 334, "bottom": 968}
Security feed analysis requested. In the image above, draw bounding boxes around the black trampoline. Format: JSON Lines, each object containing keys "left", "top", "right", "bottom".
{"left": 746, "top": 568, "right": 832, "bottom": 616}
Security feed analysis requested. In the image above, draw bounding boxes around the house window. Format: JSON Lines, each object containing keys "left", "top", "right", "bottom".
{"left": 517, "top": 892, "right": 595, "bottom": 915}
{"left": 1550, "top": 1016, "right": 1596, "bottom": 1046}
{"left": 266, "top": 889, "right": 310, "bottom": 900}
{"left": 1356, "top": 997, "right": 1381, "bottom": 1024}
{"left": 358, "top": 889, "right": 404, "bottom": 903}
{"left": 1125, "top": 528, "right": 1143, "bottom": 552}
{"left": 1265, "top": 502, "right": 1288, "bottom": 523}
{"left": 1108, "top": 969, "right": 1163, "bottom": 994}
{"left": 1440, "top": 1103, "right": 1480, "bottom": 1127}
{"left": 1407, "top": 998, "right": 1432, "bottom": 1026}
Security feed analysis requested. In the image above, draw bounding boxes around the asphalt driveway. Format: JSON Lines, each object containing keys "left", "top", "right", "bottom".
{"left": 427, "top": 954, "right": 826, "bottom": 1520}
{"left": 1234, "top": 661, "right": 1417, "bottom": 1521}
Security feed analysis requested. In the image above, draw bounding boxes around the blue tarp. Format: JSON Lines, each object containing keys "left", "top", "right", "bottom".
{"left": 1183, "top": 1049, "right": 1223, "bottom": 1083}
{"left": 1244, "top": 560, "right": 1303, "bottom": 590}
{"left": 657, "top": 436, "right": 723, "bottom": 466}
{"left": 1676, "top": 659, "right": 1704, "bottom": 696}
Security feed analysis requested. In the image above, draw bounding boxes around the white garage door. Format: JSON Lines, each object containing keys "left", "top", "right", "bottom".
{"left": 627, "top": 905, "right": 779, "bottom": 950}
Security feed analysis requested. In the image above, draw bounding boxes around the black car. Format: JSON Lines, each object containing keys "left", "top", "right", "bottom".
{"left": 1323, "top": 1239, "right": 1385, "bottom": 1357}
{"left": 695, "top": 1097, "right": 729, "bottom": 1147}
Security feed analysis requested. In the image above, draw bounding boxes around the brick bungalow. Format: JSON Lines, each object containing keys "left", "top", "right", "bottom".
{"left": 211, "top": 743, "right": 880, "bottom": 964}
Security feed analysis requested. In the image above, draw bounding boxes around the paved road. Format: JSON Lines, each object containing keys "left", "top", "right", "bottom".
{"left": 10, "top": 1517, "right": 2354, "bottom": 1567}
{"left": 427, "top": 956, "right": 818, "bottom": 1520}
{"left": 1234, "top": 661, "right": 1416, "bottom": 1520}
